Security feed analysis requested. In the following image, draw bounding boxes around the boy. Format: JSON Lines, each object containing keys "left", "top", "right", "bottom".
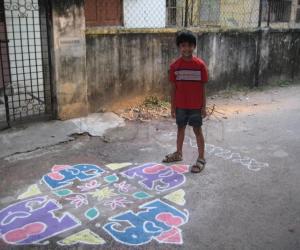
{"left": 162, "top": 30, "right": 208, "bottom": 173}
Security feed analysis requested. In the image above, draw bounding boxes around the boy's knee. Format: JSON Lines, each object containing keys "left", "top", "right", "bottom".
{"left": 193, "top": 126, "right": 202, "bottom": 135}
{"left": 177, "top": 126, "right": 186, "bottom": 132}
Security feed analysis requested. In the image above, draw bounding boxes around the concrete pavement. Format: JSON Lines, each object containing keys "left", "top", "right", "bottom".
{"left": 0, "top": 112, "right": 125, "bottom": 159}
{"left": 0, "top": 85, "right": 299, "bottom": 250}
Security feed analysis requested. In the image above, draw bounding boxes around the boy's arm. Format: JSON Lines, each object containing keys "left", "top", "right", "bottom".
{"left": 201, "top": 63, "right": 208, "bottom": 118}
{"left": 202, "top": 85, "right": 207, "bottom": 118}
{"left": 169, "top": 65, "right": 176, "bottom": 118}
{"left": 171, "top": 82, "right": 176, "bottom": 118}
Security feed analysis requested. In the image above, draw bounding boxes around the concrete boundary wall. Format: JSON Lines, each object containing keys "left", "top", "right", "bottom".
{"left": 50, "top": 2, "right": 300, "bottom": 118}
{"left": 51, "top": 0, "right": 88, "bottom": 120}
{"left": 86, "top": 29, "right": 300, "bottom": 112}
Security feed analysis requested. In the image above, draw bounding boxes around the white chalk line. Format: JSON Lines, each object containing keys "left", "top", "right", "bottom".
{"left": 157, "top": 132, "right": 269, "bottom": 172}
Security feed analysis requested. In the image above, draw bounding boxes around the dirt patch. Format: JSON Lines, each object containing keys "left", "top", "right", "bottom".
{"left": 108, "top": 95, "right": 225, "bottom": 122}
{"left": 113, "top": 96, "right": 171, "bottom": 122}
{"left": 100, "top": 85, "right": 300, "bottom": 122}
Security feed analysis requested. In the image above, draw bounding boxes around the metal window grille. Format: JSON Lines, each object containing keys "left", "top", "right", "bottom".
{"left": 296, "top": 0, "right": 300, "bottom": 23}
{"left": 166, "top": 0, "right": 178, "bottom": 26}
{"left": 297, "top": 8, "right": 300, "bottom": 22}
{"left": 262, "top": 0, "right": 292, "bottom": 23}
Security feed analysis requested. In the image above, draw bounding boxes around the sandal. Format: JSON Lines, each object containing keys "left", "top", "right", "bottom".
{"left": 162, "top": 152, "right": 182, "bottom": 163}
{"left": 191, "top": 158, "right": 206, "bottom": 173}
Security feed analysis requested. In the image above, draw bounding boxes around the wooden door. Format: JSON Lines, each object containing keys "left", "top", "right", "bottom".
{"left": 85, "top": 0, "right": 123, "bottom": 26}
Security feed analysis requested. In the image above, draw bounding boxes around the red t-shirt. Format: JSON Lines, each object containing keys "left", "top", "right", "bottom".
{"left": 169, "top": 56, "right": 208, "bottom": 109}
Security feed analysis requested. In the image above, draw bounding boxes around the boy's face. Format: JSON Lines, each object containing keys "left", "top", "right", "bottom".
{"left": 179, "top": 42, "right": 195, "bottom": 58}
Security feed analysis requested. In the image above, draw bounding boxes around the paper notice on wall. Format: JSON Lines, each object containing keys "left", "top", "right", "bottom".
{"left": 59, "top": 37, "right": 84, "bottom": 57}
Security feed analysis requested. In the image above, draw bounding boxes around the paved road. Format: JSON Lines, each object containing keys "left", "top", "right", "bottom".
{"left": 0, "top": 86, "right": 299, "bottom": 249}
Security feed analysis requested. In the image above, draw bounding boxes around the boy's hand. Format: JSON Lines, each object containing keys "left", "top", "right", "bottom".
{"left": 201, "top": 107, "right": 207, "bottom": 118}
{"left": 171, "top": 107, "right": 176, "bottom": 118}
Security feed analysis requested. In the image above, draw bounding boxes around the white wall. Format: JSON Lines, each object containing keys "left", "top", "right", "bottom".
{"left": 123, "top": 0, "right": 166, "bottom": 28}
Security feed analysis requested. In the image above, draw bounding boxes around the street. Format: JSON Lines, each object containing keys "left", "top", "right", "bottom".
{"left": 0, "top": 85, "right": 299, "bottom": 250}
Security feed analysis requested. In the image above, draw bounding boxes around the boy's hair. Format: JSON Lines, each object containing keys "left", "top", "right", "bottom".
{"left": 176, "top": 30, "right": 196, "bottom": 47}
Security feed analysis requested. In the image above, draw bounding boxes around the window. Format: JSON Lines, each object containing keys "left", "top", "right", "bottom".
{"left": 297, "top": 0, "right": 300, "bottom": 23}
{"left": 297, "top": 9, "right": 300, "bottom": 23}
{"left": 200, "top": 0, "right": 220, "bottom": 23}
{"left": 166, "top": 0, "right": 177, "bottom": 26}
{"left": 85, "top": 0, "right": 123, "bottom": 27}
{"left": 262, "top": 0, "right": 292, "bottom": 22}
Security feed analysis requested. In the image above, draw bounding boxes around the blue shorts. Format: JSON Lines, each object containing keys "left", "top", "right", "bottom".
{"left": 176, "top": 108, "right": 202, "bottom": 128}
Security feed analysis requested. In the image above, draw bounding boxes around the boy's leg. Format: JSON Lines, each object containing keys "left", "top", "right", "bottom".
{"left": 188, "top": 109, "right": 205, "bottom": 173}
{"left": 162, "top": 109, "right": 187, "bottom": 163}
{"left": 191, "top": 126, "right": 206, "bottom": 173}
{"left": 193, "top": 126, "right": 205, "bottom": 160}
{"left": 177, "top": 126, "right": 186, "bottom": 155}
